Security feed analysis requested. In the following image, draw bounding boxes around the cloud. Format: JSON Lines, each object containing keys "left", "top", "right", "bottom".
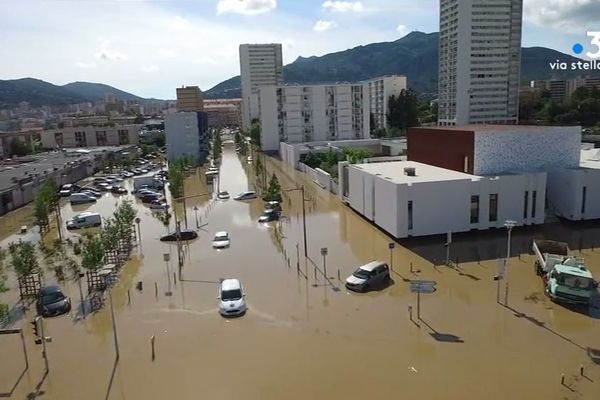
{"left": 313, "top": 20, "right": 338, "bottom": 32}
{"left": 322, "top": 1, "right": 364, "bottom": 13}
{"left": 524, "top": 0, "right": 600, "bottom": 31}
{"left": 217, "top": 0, "right": 276, "bottom": 15}
{"left": 141, "top": 65, "right": 159, "bottom": 73}
{"left": 396, "top": 24, "right": 409, "bottom": 36}
{"left": 75, "top": 61, "right": 97, "bottom": 69}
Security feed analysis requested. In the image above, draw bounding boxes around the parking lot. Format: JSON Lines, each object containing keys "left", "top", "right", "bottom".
{"left": 0, "top": 144, "right": 599, "bottom": 399}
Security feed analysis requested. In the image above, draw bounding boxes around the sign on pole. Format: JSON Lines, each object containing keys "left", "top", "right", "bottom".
{"left": 388, "top": 242, "right": 395, "bottom": 250}
{"left": 321, "top": 247, "right": 328, "bottom": 256}
{"left": 163, "top": 253, "right": 170, "bottom": 262}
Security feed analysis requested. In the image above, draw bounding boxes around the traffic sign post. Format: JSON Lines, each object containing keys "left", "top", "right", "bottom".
{"left": 445, "top": 231, "right": 452, "bottom": 266}
{"left": 321, "top": 247, "right": 328, "bottom": 280}
{"left": 409, "top": 280, "right": 437, "bottom": 320}
{"left": 388, "top": 242, "right": 395, "bottom": 272}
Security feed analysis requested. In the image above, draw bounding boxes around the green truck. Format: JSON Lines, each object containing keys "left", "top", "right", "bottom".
{"left": 533, "top": 240, "right": 598, "bottom": 305}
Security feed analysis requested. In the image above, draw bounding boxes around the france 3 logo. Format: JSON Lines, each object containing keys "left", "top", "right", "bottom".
{"left": 572, "top": 32, "right": 600, "bottom": 59}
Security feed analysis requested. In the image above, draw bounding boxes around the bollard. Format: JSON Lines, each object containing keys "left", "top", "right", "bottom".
{"left": 561, "top": 374, "right": 565, "bottom": 385}
{"left": 287, "top": 258, "right": 290, "bottom": 268}
{"left": 580, "top": 365, "right": 584, "bottom": 376}
{"left": 173, "top": 272, "right": 177, "bottom": 287}
{"left": 410, "top": 262, "right": 413, "bottom": 273}
{"left": 337, "top": 269, "right": 341, "bottom": 281}
{"left": 154, "top": 282, "right": 158, "bottom": 298}
{"left": 127, "top": 289, "right": 131, "bottom": 305}
{"left": 408, "top": 304, "right": 413, "bottom": 321}
{"left": 151, "top": 335, "right": 155, "bottom": 361}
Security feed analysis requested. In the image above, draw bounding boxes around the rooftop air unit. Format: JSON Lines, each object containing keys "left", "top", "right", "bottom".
{"left": 404, "top": 167, "right": 416, "bottom": 177}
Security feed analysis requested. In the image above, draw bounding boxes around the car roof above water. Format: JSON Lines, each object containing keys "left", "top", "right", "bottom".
{"left": 358, "top": 261, "right": 387, "bottom": 272}
{"left": 221, "top": 278, "right": 241, "bottom": 291}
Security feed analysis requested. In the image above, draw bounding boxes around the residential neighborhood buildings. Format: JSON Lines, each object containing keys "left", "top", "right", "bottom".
{"left": 165, "top": 111, "right": 209, "bottom": 165}
{"left": 41, "top": 125, "right": 140, "bottom": 149}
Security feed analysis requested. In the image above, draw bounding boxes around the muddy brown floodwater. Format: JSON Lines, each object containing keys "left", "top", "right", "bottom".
{"left": 1, "top": 144, "right": 599, "bottom": 400}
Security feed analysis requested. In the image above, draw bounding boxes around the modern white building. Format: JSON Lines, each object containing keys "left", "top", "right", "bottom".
{"left": 165, "top": 112, "right": 209, "bottom": 165}
{"left": 259, "top": 83, "right": 370, "bottom": 151}
{"left": 364, "top": 75, "right": 407, "bottom": 130}
{"left": 239, "top": 44, "right": 283, "bottom": 129}
{"left": 41, "top": 125, "right": 140, "bottom": 149}
{"left": 438, "top": 0, "right": 523, "bottom": 126}
{"left": 340, "top": 161, "right": 545, "bottom": 238}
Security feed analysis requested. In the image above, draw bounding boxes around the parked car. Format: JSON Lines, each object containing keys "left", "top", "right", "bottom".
{"left": 208, "top": 166, "right": 219, "bottom": 173}
{"left": 345, "top": 261, "right": 391, "bottom": 293}
{"left": 247, "top": 156, "right": 253, "bottom": 163}
{"left": 58, "top": 183, "right": 79, "bottom": 197}
{"left": 132, "top": 169, "right": 143, "bottom": 175}
{"left": 36, "top": 285, "right": 71, "bottom": 317}
{"left": 212, "top": 231, "right": 230, "bottom": 249}
{"left": 140, "top": 193, "right": 162, "bottom": 203}
{"left": 218, "top": 279, "right": 246, "bottom": 317}
{"left": 234, "top": 191, "right": 257, "bottom": 201}
{"left": 160, "top": 229, "right": 198, "bottom": 242}
{"left": 66, "top": 212, "right": 102, "bottom": 229}
{"left": 264, "top": 201, "right": 282, "bottom": 213}
{"left": 107, "top": 175, "right": 124, "bottom": 182}
{"left": 217, "top": 191, "right": 230, "bottom": 200}
{"left": 79, "top": 187, "right": 102, "bottom": 197}
{"left": 93, "top": 177, "right": 108, "bottom": 183}
{"left": 111, "top": 186, "right": 128, "bottom": 194}
{"left": 95, "top": 183, "right": 113, "bottom": 192}
{"left": 58, "top": 188, "right": 72, "bottom": 197}
{"left": 70, "top": 193, "right": 97, "bottom": 205}
{"left": 149, "top": 200, "right": 169, "bottom": 210}
{"left": 258, "top": 209, "right": 280, "bottom": 223}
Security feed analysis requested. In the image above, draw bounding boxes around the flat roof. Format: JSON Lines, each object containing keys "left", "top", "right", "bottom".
{"left": 351, "top": 161, "right": 479, "bottom": 184}
{"left": 580, "top": 149, "right": 600, "bottom": 169}
{"left": 411, "top": 125, "right": 581, "bottom": 134}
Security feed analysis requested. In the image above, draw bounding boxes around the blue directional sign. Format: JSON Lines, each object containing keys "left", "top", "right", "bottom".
{"left": 409, "top": 280, "right": 437, "bottom": 293}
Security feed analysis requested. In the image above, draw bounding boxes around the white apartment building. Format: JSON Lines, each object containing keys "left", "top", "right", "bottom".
{"left": 41, "top": 125, "right": 140, "bottom": 149}
{"left": 239, "top": 44, "right": 283, "bottom": 129}
{"left": 438, "top": 0, "right": 523, "bottom": 126}
{"left": 165, "top": 112, "right": 209, "bottom": 165}
{"left": 364, "top": 75, "right": 407, "bottom": 130}
{"left": 259, "top": 83, "right": 370, "bottom": 151}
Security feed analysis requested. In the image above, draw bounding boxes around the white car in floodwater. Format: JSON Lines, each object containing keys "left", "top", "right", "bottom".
{"left": 218, "top": 279, "right": 246, "bottom": 316}
{"left": 212, "top": 231, "right": 230, "bottom": 249}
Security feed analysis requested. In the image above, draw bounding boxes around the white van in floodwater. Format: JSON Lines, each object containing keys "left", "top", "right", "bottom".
{"left": 66, "top": 212, "right": 102, "bottom": 230}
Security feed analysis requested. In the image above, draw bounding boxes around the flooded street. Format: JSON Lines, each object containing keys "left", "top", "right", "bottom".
{"left": 1, "top": 144, "right": 599, "bottom": 400}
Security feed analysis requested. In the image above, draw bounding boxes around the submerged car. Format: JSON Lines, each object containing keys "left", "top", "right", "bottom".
{"left": 345, "top": 261, "right": 391, "bottom": 293}
{"left": 111, "top": 186, "right": 128, "bottom": 194}
{"left": 36, "top": 285, "right": 71, "bottom": 317}
{"left": 234, "top": 191, "right": 257, "bottom": 201}
{"left": 258, "top": 209, "right": 280, "bottom": 223}
{"left": 217, "top": 191, "right": 230, "bottom": 200}
{"left": 212, "top": 231, "right": 230, "bottom": 249}
{"left": 160, "top": 229, "right": 198, "bottom": 242}
{"left": 218, "top": 279, "right": 246, "bottom": 317}
{"left": 149, "top": 200, "right": 169, "bottom": 210}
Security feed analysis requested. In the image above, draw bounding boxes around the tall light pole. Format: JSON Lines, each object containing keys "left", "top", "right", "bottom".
{"left": 99, "top": 269, "right": 119, "bottom": 360}
{"left": 286, "top": 186, "right": 308, "bottom": 258}
{"left": 504, "top": 220, "right": 516, "bottom": 306}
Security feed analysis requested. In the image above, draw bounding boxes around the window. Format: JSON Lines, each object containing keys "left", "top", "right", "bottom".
{"left": 582, "top": 186, "right": 587, "bottom": 215}
{"left": 118, "top": 129, "right": 129, "bottom": 145}
{"left": 74, "top": 131, "right": 86, "bottom": 146}
{"left": 532, "top": 191, "right": 537, "bottom": 218}
{"left": 470, "top": 195, "right": 479, "bottom": 224}
{"left": 54, "top": 132, "right": 63, "bottom": 147}
{"left": 523, "top": 191, "right": 529, "bottom": 219}
{"left": 407, "top": 201, "right": 413, "bottom": 230}
{"left": 489, "top": 193, "right": 498, "bottom": 222}
{"left": 96, "top": 131, "right": 107, "bottom": 146}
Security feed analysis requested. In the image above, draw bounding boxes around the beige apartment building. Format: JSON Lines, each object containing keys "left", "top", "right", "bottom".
{"left": 176, "top": 86, "right": 204, "bottom": 112}
{"left": 41, "top": 125, "right": 140, "bottom": 149}
{"left": 203, "top": 99, "right": 241, "bottom": 128}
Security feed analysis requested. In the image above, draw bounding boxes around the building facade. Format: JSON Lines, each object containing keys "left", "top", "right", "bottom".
{"left": 239, "top": 44, "right": 283, "bottom": 129}
{"left": 438, "top": 0, "right": 523, "bottom": 126}
{"left": 340, "top": 161, "right": 545, "bottom": 238}
{"left": 259, "top": 83, "right": 370, "bottom": 151}
{"left": 364, "top": 75, "right": 407, "bottom": 130}
{"left": 165, "top": 112, "right": 209, "bottom": 165}
{"left": 41, "top": 125, "right": 140, "bottom": 149}
{"left": 176, "top": 86, "right": 204, "bottom": 112}
{"left": 203, "top": 99, "right": 241, "bottom": 128}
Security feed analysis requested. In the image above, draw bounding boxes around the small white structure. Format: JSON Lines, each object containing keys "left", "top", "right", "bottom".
{"left": 340, "top": 161, "right": 546, "bottom": 238}
{"left": 547, "top": 149, "right": 600, "bottom": 221}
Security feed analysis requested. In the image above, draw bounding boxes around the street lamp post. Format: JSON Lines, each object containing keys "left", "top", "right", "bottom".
{"left": 503, "top": 220, "right": 516, "bottom": 306}
{"left": 135, "top": 217, "right": 141, "bottom": 244}
{"left": 286, "top": 186, "right": 308, "bottom": 258}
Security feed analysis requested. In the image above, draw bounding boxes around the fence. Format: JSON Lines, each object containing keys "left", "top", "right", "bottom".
{"left": 298, "top": 163, "right": 335, "bottom": 193}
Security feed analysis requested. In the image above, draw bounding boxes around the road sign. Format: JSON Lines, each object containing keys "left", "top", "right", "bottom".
{"left": 163, "top": 253, "right": 170, "bottom": 262}
{"left": 410, "top": 280, "right": 437, "bottom": 286}
{"left": 409, "top": 280, "right": 437, "bottom": 294}
{"left": 388, "top": 242, "right": 395, "bottom": 250}
{"left": 321, "top": 247, "right": 328, "bottom": 256}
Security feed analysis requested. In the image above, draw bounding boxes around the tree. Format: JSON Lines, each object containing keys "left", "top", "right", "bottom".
{"left": 8, "top": 138, "right": 30, "bottom": 157}
{"left": 34, "top": 179, "right": 59, "bottom": 233}
{"left": 263, "top": 173, "right": 282, "bottom": 202}
{"left": 11, "top": 241, "right": 39, "bottom": 276}
{"left": 254, "top": 155, "right": 263, "bottom": 178}
{"left": 372, "top": 128, "right": 387, "bottom": 138}
{"left": 342, "top": 148, "right": 372, "bottom": 164}
{"left": 213, "top": 132, "right": 222, "bottom": 160}
{"left": 250, "top": 122, "right": 261, "bottom": 148}
{"left": 168, "top": 159, "right": 185, "bottom": 198}
{"left": 81, "top": 234, "right": 105, "bottom": 270}
{"left": 387, "top": 89, "right": 420, "bottom": 134}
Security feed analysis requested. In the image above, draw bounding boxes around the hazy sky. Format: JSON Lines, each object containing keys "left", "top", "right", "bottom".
{"left": 1, "top": 0, "right": 599, "bottom": 99}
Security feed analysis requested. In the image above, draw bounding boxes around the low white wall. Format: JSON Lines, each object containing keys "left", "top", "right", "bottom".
{"left": 299, "top": 163, "right": 333, "bottom": 192}
{"left": 547, "top": 168, "right": 600, "bottom": 220}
